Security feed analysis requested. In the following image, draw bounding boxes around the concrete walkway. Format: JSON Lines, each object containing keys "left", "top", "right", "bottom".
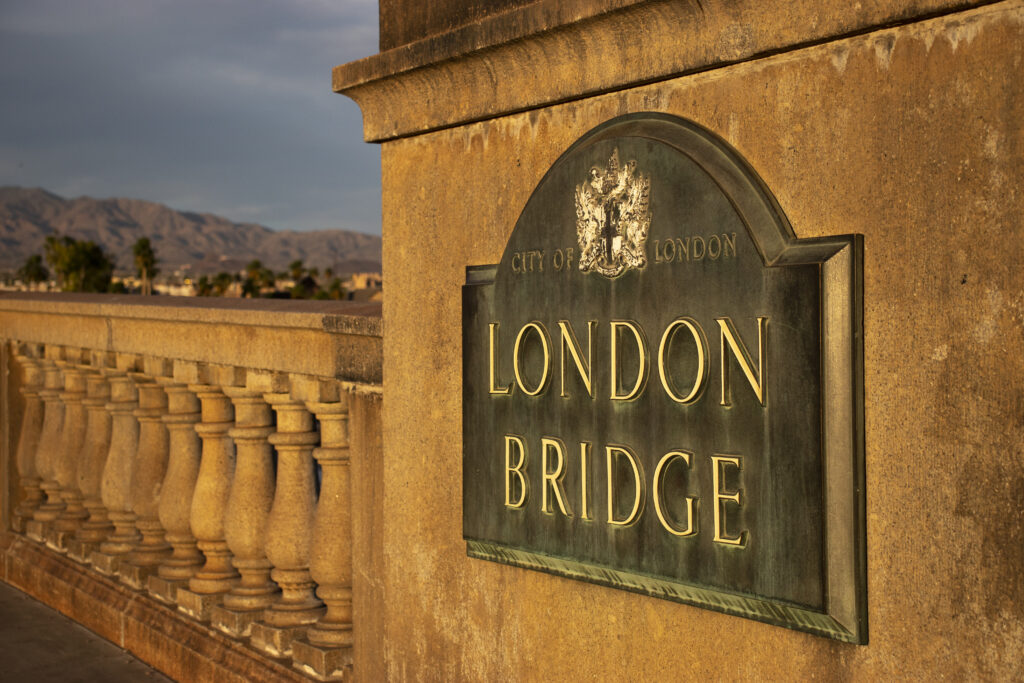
{"left": 0, "top": 580, "right": 173, "bottom": 682}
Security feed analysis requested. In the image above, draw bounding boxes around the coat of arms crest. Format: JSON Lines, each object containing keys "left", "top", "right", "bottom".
{"left": 575, "top": 148, "right": 651, "bottom": 277}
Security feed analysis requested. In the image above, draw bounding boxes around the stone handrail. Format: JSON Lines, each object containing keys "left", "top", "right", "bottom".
{"left": 1, "top": 292, "right": 382, "bottom": 681}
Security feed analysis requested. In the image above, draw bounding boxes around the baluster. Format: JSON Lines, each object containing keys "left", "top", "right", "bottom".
{"left": 148, "top": 361, "right": 204, "bottom": 604}
{"left": 212, "top": 371, "right": 285, "bottom": 637}
{"left": 49, "top": 348, "right": 90, "bottom": 551}
{"left": 293, "top": 386, "right": 354, "bottom": 679}
{"left": 250, "top": 379, "right": 324, "bottom": 659}
{"left": 176, "top": 364, "right": 244, "bottom": 621}
{"left": 90, "top": 354, "right": 142, "bottom": 575}
{"left": 121, "top": 357, "right": 173, "bottom": 589}
{"left": 28, "top": 345, "right": 67, "bottom": 542}
{"left": 67, "top": 351, "right": 115, "bottom": 563}
{"left": 11, "top": 342, "right": 45, "bottom": 533}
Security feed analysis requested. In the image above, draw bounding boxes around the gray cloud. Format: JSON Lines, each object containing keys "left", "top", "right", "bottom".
{"left": 0, "top": 0, "right": 381, "bottom": 234}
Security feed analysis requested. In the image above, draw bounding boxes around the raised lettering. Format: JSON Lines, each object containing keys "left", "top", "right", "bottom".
{"left": 558, "top": 320, "right": 596, "bottom": 399}
{"left": 541, "top": 437, "right": 572, "bottom": 516}
{"left": 513, "top": 321, "right": 551, "bottom": 396}
{"left": 606, "top": 444, "right": 644, "bottom": 526}
{"left": 717, "top": 316, "right": 767, "bottom": 406}
{"left": 580, "top": 441, "right": 592, "bottom": 520}
{"left": 653, "top": 450, "right": 697, "bottom": 536}
{"left": 488, "top": 322, "right": 512, "bottom": 395}
{"left": 610, "top": 320, "right": 648, "bottom": 401}
{"left": 711, "top": 454, "right": 747, "bottom": 547}
{"left": 504, "top": 435, "right": 528, "bottom": 508}
{"left": 657, "top": 317, "right": 709, "bottom": 404}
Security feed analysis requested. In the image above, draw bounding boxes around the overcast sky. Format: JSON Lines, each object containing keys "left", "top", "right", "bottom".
{"left": 0, "top": 0, "right": 381, "bottom": 234}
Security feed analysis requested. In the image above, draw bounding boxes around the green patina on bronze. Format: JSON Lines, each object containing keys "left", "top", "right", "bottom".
{"left": 462, "top": 113, "right": 866, "bottom": 643}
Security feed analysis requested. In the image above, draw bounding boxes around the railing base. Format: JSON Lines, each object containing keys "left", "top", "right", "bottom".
{"left": 24, "top": 520, "right": 49, "bottom": 543}
{"left": 176, "top": 585, "right": 224, "bottom": 621}
{"left": 251, "top": 621, "right": 307, "bottom": 659}
{"left": 292, "top": 638, "right": 353, "bottom": 681}
{"left": 88, "top": 549, "right": 124, "bottom": 576}
{"left": 146, "top": 574, "right": 186, "bottom": 605}
{"left": 66, "top": 538, "right": 100, "bottom": 564}
{"left": 212, "top": 603, "right": 263, "bottom": 638}
{"left": 118, "top": 562, "right": 157, "bottom": 590}
{"left": 0, "top": 532, "right": 319, "bottom": 682}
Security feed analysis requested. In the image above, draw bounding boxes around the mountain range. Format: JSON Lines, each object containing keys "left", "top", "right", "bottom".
{"left": 0, "top": 187, "right": 382, "bottom": 276}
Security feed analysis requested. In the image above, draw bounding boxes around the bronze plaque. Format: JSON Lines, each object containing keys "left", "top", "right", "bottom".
{"left": 462, "top": 113, "right": 866, "bottom": 643}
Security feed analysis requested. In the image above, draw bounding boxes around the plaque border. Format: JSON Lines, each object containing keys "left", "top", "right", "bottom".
{"left": 462, "top": 113, "right": 866, "bottom": 644}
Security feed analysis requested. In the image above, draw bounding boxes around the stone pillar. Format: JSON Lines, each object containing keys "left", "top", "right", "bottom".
{"left": 49, "top": 348, "right": 90, "bottom": 551}
{"left": 211, "top": 371, "right": 285, "bottom": 638}
{"left": 28, "top": 345, "right": 67, "bottom": 542}
{"left": 120, "top": 356, "right": 173, "bottom": 589}
{"left": 148, "top": 361, "right": 204, "bottom": 604}
{"left": 293, "top": 383, "right": 354, "bottom": 679}
{"left": 11, "top": 342, "right": 44, "bottom": 533}
{"left": 250, "top": 383, "right": 325, "bottom": 659}
{"left": 90, "top": 354, "right": 142, "bottom": 575}
{"left": 176, "top": 365, "right": 244, "bottom": 621}
{"left": 67, "top": 351, "right": 115, "bottom": 563}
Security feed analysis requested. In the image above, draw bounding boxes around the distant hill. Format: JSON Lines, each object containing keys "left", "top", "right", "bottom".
{"left": 0, "top": 187, "right": 381, "bottom": 275}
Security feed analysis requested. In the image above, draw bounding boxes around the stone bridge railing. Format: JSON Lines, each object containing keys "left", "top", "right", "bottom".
{"left": 0, "top": 293, "right": 382, "bottom": 682}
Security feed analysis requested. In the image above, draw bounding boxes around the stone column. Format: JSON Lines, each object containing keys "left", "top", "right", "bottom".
{"left": 212, "top": 371, "right": 285, "bottom": 638}
{"left": 293, "top": 383, "right": 355, "bottom": 679}
{"left": 121, "top": 357, "right": 173, "bottom": 589}
{"left": 90, "top": 354, "right": 142, "bottom": 575}
{"left": 49, "top": 348, "right": 90, "bottom": 551}
{"left": 11, "top": 342, "right": 45, "bottom": 533}
{"left": 28, "top": 345, "right": 67, "bottom": 542}
{"left": 148, "top": 361, "right": 204, "bottom": 604}
{"left": 176, "top": 364, "right": 244, "bottom": 621}
{"left": 67, "top": 351, "right": 115, "bottom": 563}
{"left": 250, "top": 383, "right": 325, "bottom": 659}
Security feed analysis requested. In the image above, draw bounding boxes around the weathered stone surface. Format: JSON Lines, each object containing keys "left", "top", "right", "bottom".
{"left": 336, "top": 0, "right": 1006, "bottom": 141}
{"left": 0, "top": 295, "right": 382, "bottom": 384}
{"left": 342, "top": 1, "right": 1024, "bottom": 679}
{"left": 1, "top": 532, "right": 310, "bottom": 683}
{"left": 292, "top": 636, "right": 353, "bottom": 681}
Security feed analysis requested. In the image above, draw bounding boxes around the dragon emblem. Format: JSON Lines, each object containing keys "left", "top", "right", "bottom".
{"left": 575, "top": 148, "right": 651, "bottom": 277}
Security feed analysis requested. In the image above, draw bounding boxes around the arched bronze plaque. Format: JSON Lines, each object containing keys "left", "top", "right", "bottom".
{"left": 462, "top": 113, "right": 865, "bottom": 643}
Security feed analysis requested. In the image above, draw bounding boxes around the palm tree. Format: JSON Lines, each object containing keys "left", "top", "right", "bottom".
{"left": 133, "top": 237, "right": 159, "bottom": 295}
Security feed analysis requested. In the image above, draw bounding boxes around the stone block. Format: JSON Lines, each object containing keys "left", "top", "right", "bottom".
{"left": 65, "top": 539, "right": 99, "bottom": 565}
{"left": 291, "top": 638, "right": 353, "bottom": 681}
{"left": 88, "top": 550, "right": 124, "bottom": 577}
{"left": 175, "top": 587, "right": 222, "bottom": 622}
{"left": 210, "top": 604, "right": 262, "bottom": 638}
{"left": 118, "top": 562, "right": 155, "bottom": 591}
{"left": 146, "top": 574, "right": 186, "bottom": 605}
{"left": 250, "top": 621, "right": 306, "bottom": 659}
{"left": 24, "top": 520, "right": 48, "bottom": 544}
{"left": 48, "top": 529, "right": 74, "bottom": 553}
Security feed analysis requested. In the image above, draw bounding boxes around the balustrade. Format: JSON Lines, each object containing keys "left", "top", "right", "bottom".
{"left": 121, "top": 357, "right": 173, "bottom": 588}
{"left": 28, "top": 345, "right": 68, "bottom": 541}
{"left": 175, "top": 364, "right": 244, "bottom": 621}
{"left": 147, "top": 362, "right": 204, "bottom": 603}
{"left": 11, "top": 342, "right": 44, "bottom": 533}
{"left": 211, "top": 371, "right": 283, "bottom": 637}
{"left": 91, "top": 354, "right": 142, "bottom": 575}
{"left": 66, "top": 351, "right": 115, "bottom": 562}
{"left": 3, "top": 293, "right": 380, "bottom": 681}
{"left": 250, "top": 384, "right": 325, "bottom": 659}
{"left": 49, "top": 348, "right": 89, "bottom": 550}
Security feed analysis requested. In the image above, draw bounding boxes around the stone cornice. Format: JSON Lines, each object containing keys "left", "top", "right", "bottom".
{"left": 0, "top": 293, "right": 382, "bottom": 384}
{"left": 332, "top": 0, "right": 996, "bottom": 142}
